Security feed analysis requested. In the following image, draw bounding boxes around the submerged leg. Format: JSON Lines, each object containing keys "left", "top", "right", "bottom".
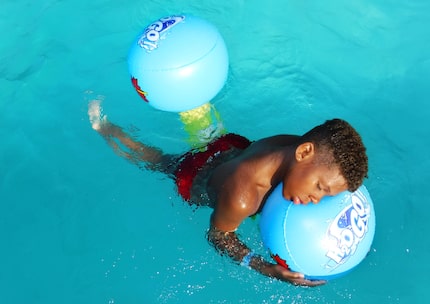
{"left": 88, "top": 99, "right": 177, "bottom": 174}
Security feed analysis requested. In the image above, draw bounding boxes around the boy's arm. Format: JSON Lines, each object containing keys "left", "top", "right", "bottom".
{"left": 206, "top": 164, "right": 324, "bottom": 285}
{"left": 207, "top": 213, "right": 325, "bottom": 286}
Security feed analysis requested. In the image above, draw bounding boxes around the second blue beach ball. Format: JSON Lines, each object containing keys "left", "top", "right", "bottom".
{"left": 127, "top": 15, "right": 229, "bottom": 112}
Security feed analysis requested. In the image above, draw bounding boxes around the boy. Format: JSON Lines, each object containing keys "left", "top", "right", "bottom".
{"left": 88, "top": 100, "right": 368, "bottom": 286}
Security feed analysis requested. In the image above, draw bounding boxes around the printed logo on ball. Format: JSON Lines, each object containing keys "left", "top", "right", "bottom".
{"left": 324, "top": 189, "right": 371, "bottom": 269}
{"left": 137, "top": 15, "right": 185, "bottom": 52}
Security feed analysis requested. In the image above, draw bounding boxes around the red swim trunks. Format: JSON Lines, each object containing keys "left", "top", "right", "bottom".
{"left": 174, "top": 133, "right": 251, "bottom": 202}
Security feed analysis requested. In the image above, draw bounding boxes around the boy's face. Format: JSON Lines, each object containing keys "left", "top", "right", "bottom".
{"left": 282, "top": 158, "right": 348, "bottom": 205}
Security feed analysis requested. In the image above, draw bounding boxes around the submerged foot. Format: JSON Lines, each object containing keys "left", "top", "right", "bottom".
{"left": 88, "top": 99, "right": 107, "bottom": 131}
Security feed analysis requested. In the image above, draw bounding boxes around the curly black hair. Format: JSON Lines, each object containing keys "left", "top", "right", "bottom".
{"left": 300, "top": 119, "right": 368, "bottom": 191}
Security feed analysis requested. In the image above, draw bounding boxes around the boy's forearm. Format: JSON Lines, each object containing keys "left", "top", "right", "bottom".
{"left": 206, "top": 225, "right": 274, "bottom": 276}
{"left": 206, "top": 225, "right": 249, "bottom": 262}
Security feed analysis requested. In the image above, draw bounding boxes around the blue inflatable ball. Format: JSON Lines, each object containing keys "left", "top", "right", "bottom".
{"left": 259, "top": 184, "right": 376, "bottom": 280}
{"left": 127, "top": 15, "right": 229, "bottom": 112}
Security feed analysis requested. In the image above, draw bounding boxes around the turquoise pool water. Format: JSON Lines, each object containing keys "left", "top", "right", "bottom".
{"left": 1, "top": 0, "right": 429, "bottom": 303}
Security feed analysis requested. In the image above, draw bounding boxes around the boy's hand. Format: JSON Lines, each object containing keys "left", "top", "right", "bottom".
{"left": 265, "top": 264, "right": 326, "bottom": 287}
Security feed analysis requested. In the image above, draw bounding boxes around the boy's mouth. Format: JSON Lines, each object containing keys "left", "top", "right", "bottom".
{"left": 292, "top": 196, "right": 303, "bottom": 205}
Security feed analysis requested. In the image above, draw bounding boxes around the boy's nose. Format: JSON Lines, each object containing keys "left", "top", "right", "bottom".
{"left": 310, "top": 194, "right": 323, "bottom": 204}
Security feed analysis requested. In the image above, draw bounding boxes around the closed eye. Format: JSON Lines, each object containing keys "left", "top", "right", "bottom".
{"left": 317, "top": 182, "right": 330, "bottom": 194}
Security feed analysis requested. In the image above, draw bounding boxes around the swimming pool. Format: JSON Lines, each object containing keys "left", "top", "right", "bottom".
{"left": 1, "top": 0, "right": 429, "bottom": 303}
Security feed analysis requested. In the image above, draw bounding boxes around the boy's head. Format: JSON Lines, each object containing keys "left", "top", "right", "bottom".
{"left": 300, "top": 119, "right": 368, "bottom": 192}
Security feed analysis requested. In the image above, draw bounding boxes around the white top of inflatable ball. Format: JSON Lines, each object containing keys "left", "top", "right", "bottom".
{"left": 130, "top": 15, "right": 222, "bottom": 70}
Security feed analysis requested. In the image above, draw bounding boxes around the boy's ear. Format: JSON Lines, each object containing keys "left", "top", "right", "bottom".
{"left": 295, "top": 142, "right": 315, "bottom": 162}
